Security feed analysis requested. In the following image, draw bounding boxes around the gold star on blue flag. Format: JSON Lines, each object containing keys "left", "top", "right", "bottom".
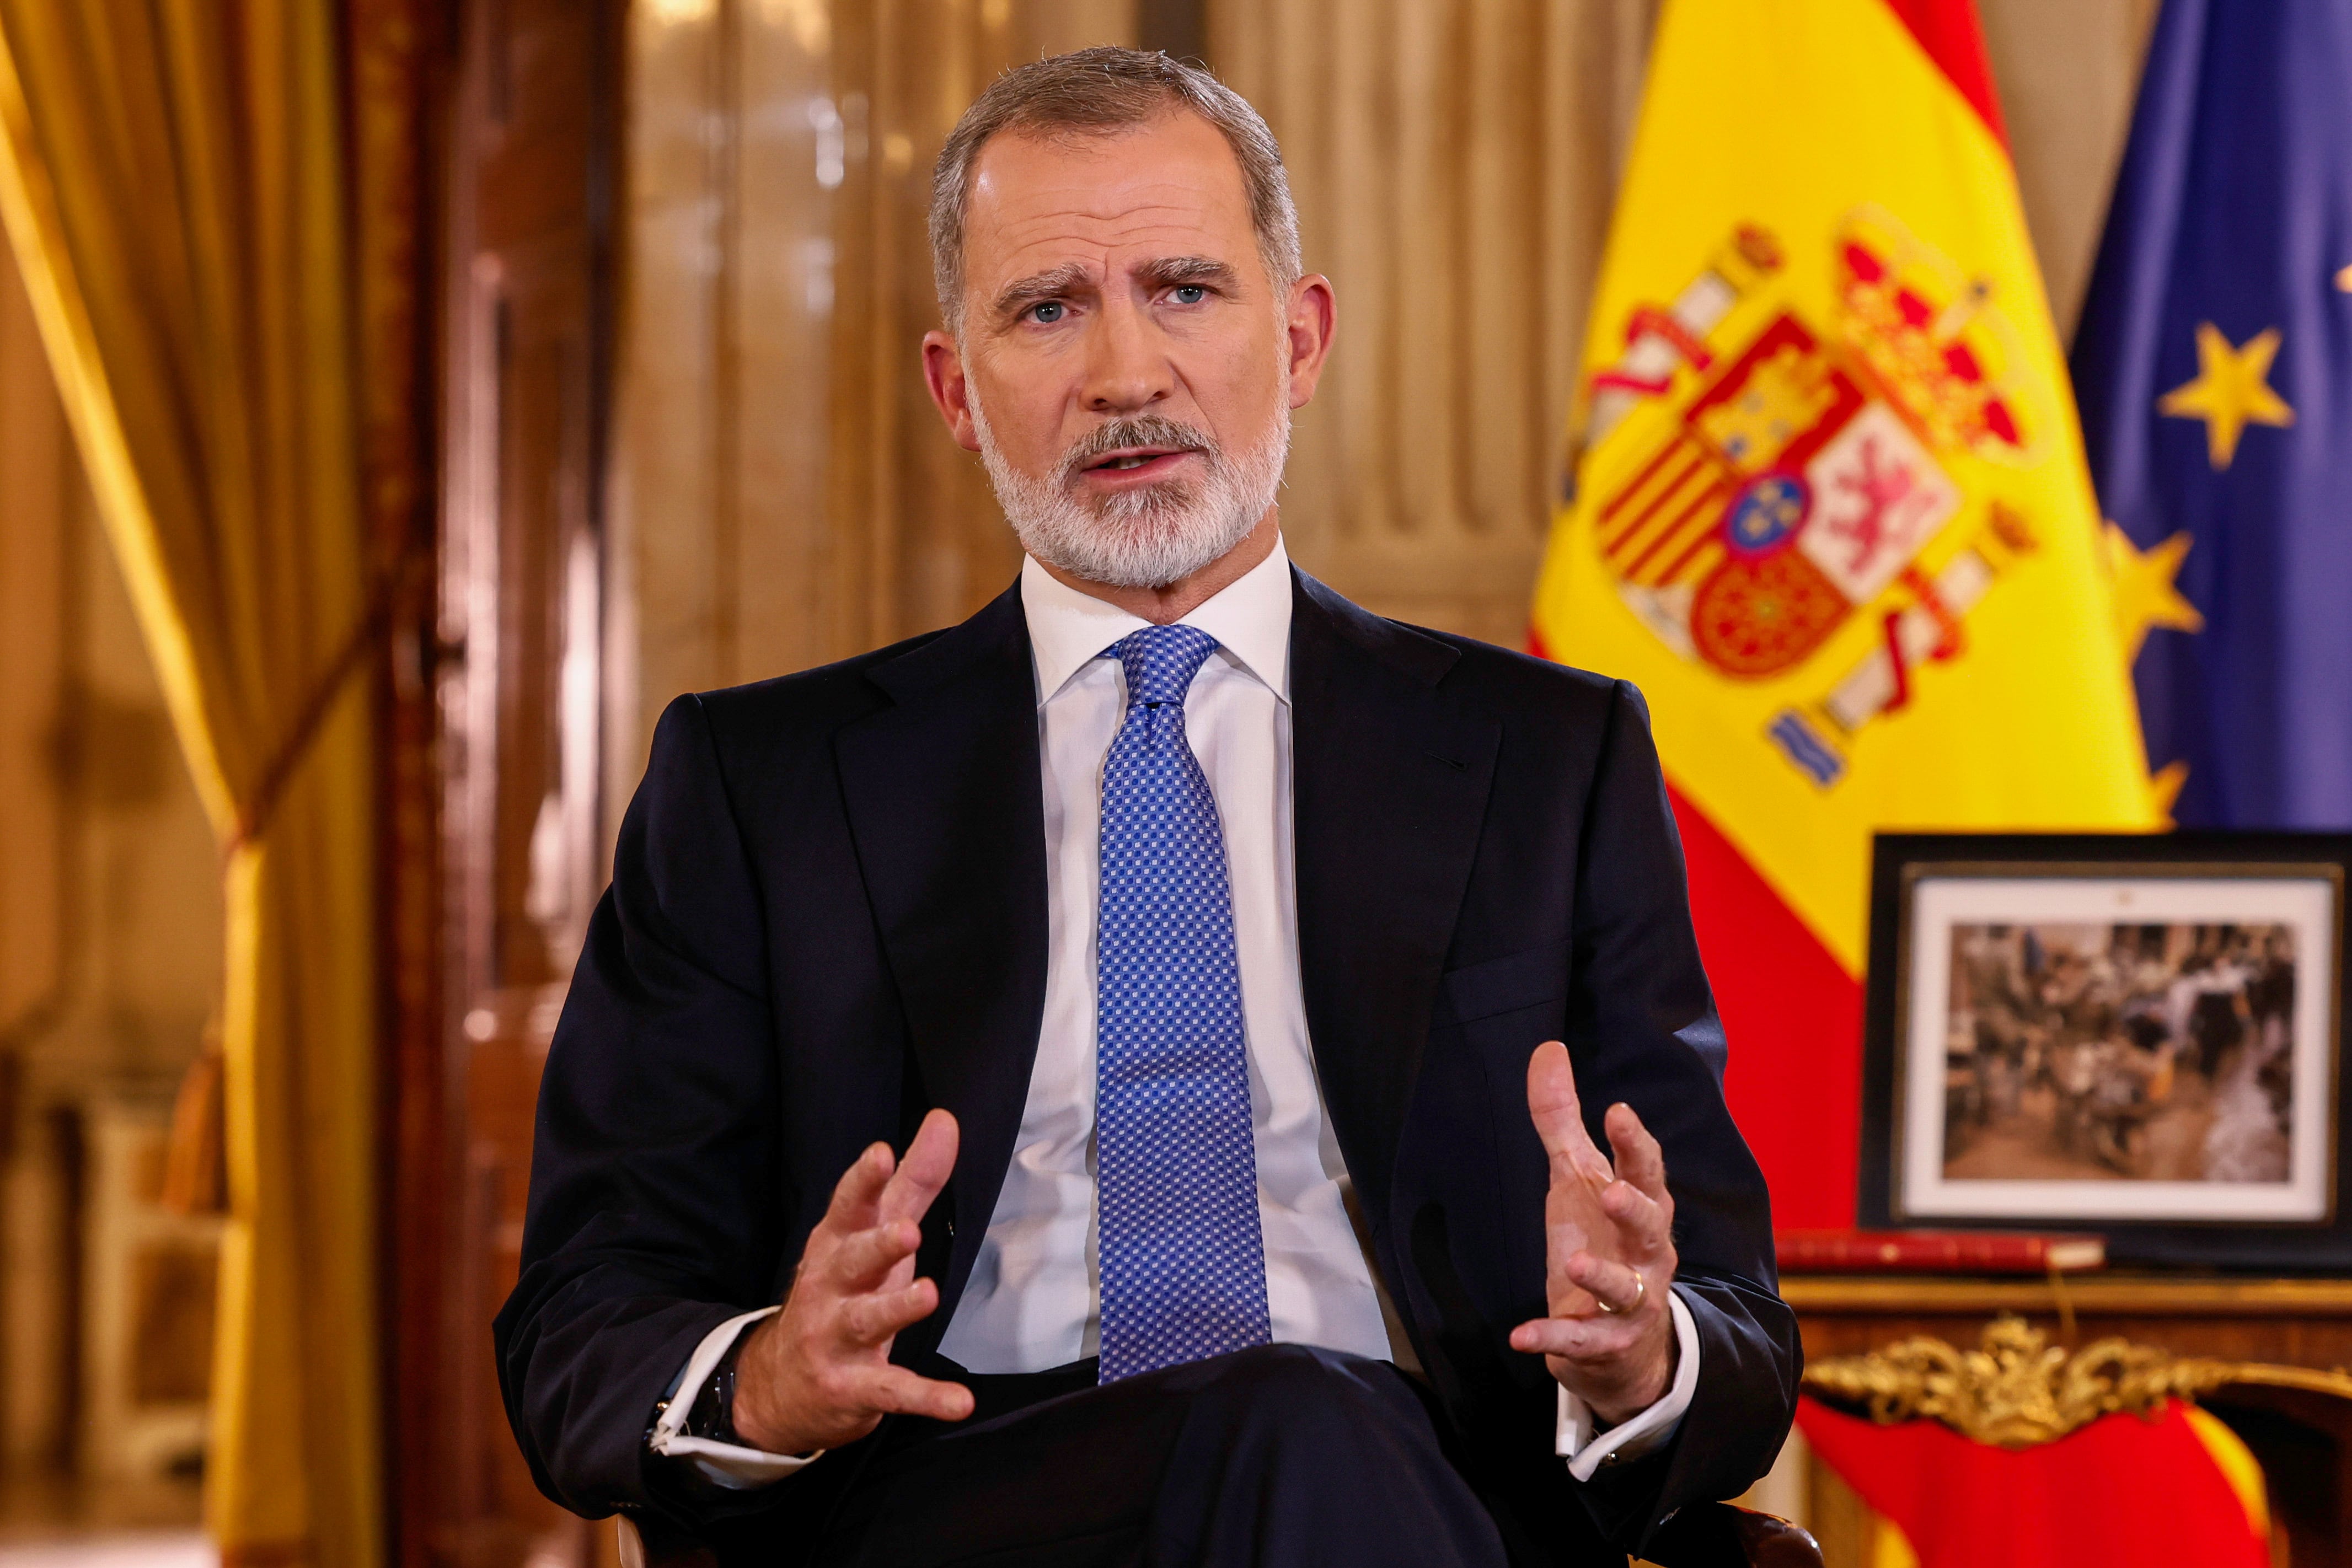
{"left": 2156, "top": 323, "right": 2294, "bottom": 469}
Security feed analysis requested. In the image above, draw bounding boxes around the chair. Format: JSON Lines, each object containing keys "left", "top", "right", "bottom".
{"left": 1643, "top": 1501, "right": 1825, "bottom": 1567}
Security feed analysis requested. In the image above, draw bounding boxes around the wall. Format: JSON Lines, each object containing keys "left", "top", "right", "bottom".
{"left": 612, "top": 0, "right": 2160, "bottom": 761}
{"left": 1980, "top": 0, "right": 2162, "bottom": 337}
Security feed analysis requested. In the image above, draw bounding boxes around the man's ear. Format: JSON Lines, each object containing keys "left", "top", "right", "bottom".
{"left": 921, "top": 329, "right": 984, "bottom": 453}
{"left": 1283, "top": 274, "right": 1337, "bottom": 410}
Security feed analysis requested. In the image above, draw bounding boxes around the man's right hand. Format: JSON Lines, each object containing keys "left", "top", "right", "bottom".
{"left": 730, "top": 1108, "right": 976, "bottom": 1454}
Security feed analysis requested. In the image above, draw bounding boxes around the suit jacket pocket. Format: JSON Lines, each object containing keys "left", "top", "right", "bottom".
{"left": 1433, "top": 939, "right": 1572, "bottom": 1028}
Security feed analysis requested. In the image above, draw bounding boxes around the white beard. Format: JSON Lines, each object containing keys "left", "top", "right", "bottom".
{"left": 972, "top": 392, "right": 1290, "bottom": 590}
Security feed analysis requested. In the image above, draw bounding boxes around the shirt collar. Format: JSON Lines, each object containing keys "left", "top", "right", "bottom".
{"left": 1020, "top": 534, "right": 1294, "bottom": 707}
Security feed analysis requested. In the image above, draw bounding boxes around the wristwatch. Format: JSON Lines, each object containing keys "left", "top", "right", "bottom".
{"left": 680, "top": 1327, "right": 751, "bottom": 1445}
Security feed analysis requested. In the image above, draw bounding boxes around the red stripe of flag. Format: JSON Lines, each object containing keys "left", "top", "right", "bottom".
{"left": 1879, "top": 0, "right": 2008, "bottom": 144}
{"left": 1667, "top": 785, "right": 1861, "bottom": 1229}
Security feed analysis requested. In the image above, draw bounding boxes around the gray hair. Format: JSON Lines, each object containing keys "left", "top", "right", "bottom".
{"left": 929, "top": 47, "right": 1301, "bottom": 334}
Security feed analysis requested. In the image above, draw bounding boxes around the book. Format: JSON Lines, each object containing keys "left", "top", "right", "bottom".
{"left": 1774, "top": 1229, "right": 2107, "bottom": 1274}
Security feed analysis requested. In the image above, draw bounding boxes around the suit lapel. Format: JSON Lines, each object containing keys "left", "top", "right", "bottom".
{"left": 834, "top": 584, "right": 1047, "bottom": 1332}
{"left": 1289, "top": 569, "right": 1500, "bottom": 1223}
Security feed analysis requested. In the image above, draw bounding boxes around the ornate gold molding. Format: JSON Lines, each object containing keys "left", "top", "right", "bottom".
{"left": 1782, "top": 1272, "right": 2352, "bottom": 1316}
{"left": 1800, "top": 1315, "right": 2352, "bottom": 1447}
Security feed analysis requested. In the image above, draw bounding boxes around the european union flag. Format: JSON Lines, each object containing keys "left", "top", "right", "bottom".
{"left": 2071, "top": 0, "right": 2352, "bottom": 828}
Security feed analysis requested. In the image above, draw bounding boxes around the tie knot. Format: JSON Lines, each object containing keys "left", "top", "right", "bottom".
{"left": 1108, "top": 624, "right": 1220, "bottom": 708}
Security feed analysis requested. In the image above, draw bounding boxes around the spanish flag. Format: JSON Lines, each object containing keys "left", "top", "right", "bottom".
{"left": 1531, "top": 0, "right": 2159, "bottom": 1228}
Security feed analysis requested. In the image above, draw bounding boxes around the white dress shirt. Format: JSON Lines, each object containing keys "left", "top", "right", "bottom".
{"left": 651, "top": 535, "right": 1698, "bottom": 1488}
{"left": 937, "top": 536, "right": 1389, "bottom": 1369}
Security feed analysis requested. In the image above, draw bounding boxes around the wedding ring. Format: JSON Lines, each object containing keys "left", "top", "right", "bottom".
{"left": 1598, "top": 1273, "right": 1645, "bottom": 1316}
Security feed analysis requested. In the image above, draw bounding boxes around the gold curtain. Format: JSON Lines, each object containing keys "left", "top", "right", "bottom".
{"left": 0, "top": 8, "right": 379, "bottom": 1568}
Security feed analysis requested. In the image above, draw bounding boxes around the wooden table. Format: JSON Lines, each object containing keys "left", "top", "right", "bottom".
{"left": 1784, "top": 1274, "right": 2352, "bottom": 1561}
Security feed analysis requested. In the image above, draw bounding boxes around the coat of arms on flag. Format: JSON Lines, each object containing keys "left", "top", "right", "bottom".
{"left": 1579, "top": 211, "right": 2050, "bottom": 789}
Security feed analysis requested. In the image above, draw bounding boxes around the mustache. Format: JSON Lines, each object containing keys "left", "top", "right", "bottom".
{"left": 1054, "top": 415, "right": 1217, "bottom": 485}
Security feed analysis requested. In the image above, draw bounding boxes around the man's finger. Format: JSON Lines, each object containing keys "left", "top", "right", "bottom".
{"left": 1526, "top": 1041, "right": 1606, "bottom": 1175}
{"left": 839, "top": 1278, "right": 939, "bottom": 1345}
{"left": 1599, "top": 1180, "right": 1671, "bottom": 1261}
{"left": 1508, "top": 1314, "right": 1644, "bottom": 1361}
{"left": 1605, "top": 1103, "right": 1670, "bottom": 1206}
{"left": 1563, "top": 1250, "right": 1649, "bottom": 1317}
{"left": 826, "top": 1218, "right": 924, "bottom": 1290}
{"left": 879, "top": 1109, "right": 960, "bottom": 1226}
{"left": 821, "top": 1142, "right": 896, "bottom": 1233}
{"left": 1545, "top": 1266, "right": 1601, "bottom": 1321}
{"left": 850, "top": 1365, "right": 976, "bottom": 1424}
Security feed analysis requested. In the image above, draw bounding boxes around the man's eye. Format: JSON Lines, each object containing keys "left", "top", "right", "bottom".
{"left": 1172, "top": 285, "right": 1207, "bottom": 305}
{"left": 1031, "top": 301, "right": 1065, "bottom": 323}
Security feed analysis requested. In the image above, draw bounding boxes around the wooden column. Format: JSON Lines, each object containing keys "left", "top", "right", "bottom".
{"left": 426, "top": 3, "right": 622, "bottom": 1565}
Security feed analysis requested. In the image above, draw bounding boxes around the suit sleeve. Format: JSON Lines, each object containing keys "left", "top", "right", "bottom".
{"left": 1561, "top": 680, "right": 1801, "bottom": 1552}
{"left": 493, "top": 694, "right": 787, "bottom": 1521}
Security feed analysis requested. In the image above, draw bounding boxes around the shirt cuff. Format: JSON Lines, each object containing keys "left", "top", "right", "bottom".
{"left": 649, "top": 1306, "right": 819, "bottom": 1490}
{"left": 1554, "top": 1288, "right": 1701, "bottom": 1483}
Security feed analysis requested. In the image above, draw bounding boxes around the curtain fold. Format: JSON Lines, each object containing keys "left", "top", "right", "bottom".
{"left": 0, "top": 7, "right": 379, "bottom": 1568}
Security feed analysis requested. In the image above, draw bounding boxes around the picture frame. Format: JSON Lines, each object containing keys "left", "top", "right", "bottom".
{"left": 1859, "top": 832, "right": 2352, "bottom": 1268}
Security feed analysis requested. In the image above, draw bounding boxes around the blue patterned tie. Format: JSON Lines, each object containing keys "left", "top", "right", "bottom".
{"left": 1094, "top": 624, "right": 1271, "bottom": 1383}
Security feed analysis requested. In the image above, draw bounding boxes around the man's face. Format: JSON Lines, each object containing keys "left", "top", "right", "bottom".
{"left": 922, "top": 111, "right": 1333, "bottom": 589}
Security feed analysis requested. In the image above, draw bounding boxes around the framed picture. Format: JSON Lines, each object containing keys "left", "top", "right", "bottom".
{"left": 1860, "top": 833, "right": 2352, "bottom": 1267}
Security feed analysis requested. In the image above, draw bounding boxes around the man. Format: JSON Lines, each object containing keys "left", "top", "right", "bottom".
{"left": 496, "top": 47, "right": 1796, "bottom": 1567}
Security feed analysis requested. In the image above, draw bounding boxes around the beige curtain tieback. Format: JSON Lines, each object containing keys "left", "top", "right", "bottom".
{"left": 223, "top": 563, "right": 407, "bottom": 856}
{"left": 164, "top": 555, "right": 417, "bottom": 1217}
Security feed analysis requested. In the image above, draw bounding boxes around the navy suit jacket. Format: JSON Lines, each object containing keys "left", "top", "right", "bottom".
{"left": 494, "top": 569, "right": 1798, "bottom": 1562}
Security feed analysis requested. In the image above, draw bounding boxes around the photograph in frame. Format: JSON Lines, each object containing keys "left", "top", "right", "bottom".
{"left": 1860, "top": 834, "right": 2352, "bottom": 1267}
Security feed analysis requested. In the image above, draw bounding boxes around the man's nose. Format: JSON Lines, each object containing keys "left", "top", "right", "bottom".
{"left": 1081, "top": 295, "right": 1172, "bottom": 415}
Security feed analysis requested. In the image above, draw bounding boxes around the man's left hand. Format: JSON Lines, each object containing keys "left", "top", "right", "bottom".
{"left": 1508, "top": 1040, "right": 1678, "bottom": 1427}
